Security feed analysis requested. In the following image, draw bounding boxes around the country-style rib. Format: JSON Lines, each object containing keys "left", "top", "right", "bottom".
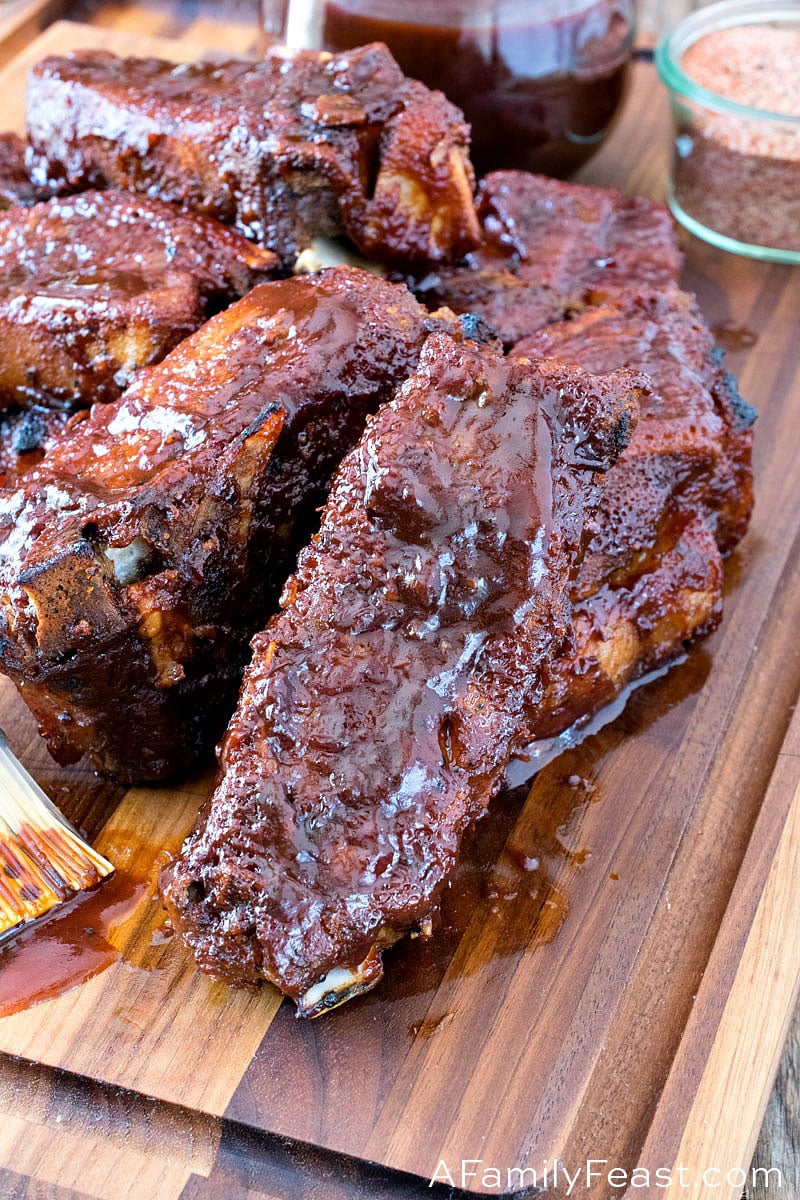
{"left": 405, "top": 172, "right": 683, "bottom": 345}
{"left": 530, "top": 514, "right": 724, "bottom": 741}
{"left": 516, "top": 286, "right": 755, "bottom": 581}
{"left": 515, "top": 286, "right": 755, "bottom": 740}
{"left": 0, "top": 268, "right": 458, "bottom": 781}
{"left": 26, "top": 43, "right": 480, "bottom": 269}
{"left": 161, "top": 334, "right": 643, "bottom": 1013}
{"left": 0, "top": 190, "right": 279, "bottom": 408}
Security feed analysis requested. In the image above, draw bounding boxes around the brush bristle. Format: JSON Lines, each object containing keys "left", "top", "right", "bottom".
{"left": 0, "top": 732, "right": 114, "bottom": 940}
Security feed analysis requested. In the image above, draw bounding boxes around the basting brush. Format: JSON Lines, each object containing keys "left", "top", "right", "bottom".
{"left": 0, "top": 729, "right": 114, "bottom": 942}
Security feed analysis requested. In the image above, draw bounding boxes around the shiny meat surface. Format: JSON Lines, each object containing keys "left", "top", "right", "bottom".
{"left": 0, "top": 190, "right": 279, "bottom": 409}
{"left": 406, "top": 172, "right": 684, "bottom": 345}
{"left": 26, "top": 44, "right": 479, "bottom": 270}
{"left": 161, "top": 334, "right": 642, "bottom": 1009}
{"left": 515, "top": 287, "right": 756, "bottom": 590}
{"left": 0, "top": 133, "right": 42, "bottom": 209}
{"left": 0, "top": 268, "right": 452, "bottom": 781}
{"left": 512, "top": 287, "right": 754, "bottom": 742}
{"left": 510, "top": 286, "right": 753, "bottom": 744}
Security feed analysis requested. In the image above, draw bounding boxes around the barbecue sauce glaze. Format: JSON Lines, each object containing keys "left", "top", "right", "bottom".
{"left": 161, "top": 336, "right": 641, "bottom": 1004}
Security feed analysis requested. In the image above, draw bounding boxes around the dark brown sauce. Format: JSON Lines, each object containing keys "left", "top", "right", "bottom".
{"left": 409, "top": 1010, "right": 455, "bottom": 1039}
{"left": 712, "top": 322, "right": 758, "bottom": 353}
{"left": 6, "top": 268, "right": 153, "bottom": 303}
{"left": 368, "top": 652, "right": 709, "bottom": 1014}
{"left": 0, "top": 868, "right": 147, "bottom": 1018}
{"left": 321, "top": 0, "right": 634, "bottom": 175}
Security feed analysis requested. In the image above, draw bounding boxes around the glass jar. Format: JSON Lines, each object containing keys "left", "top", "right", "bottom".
{"left": 261, "top": 0, "right": 636, "bottom": 177}
{"left": 656, "top": 0, "right": 800, "bottom": 263}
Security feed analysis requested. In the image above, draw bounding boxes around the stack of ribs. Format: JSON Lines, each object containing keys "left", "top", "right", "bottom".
{"left": 0, "top": 190, "right": 278, "bottom": 407}
{"left": 161, "top": 337, "right": 643, "bottom": 1011}
{"left": 159, "top": 167, "right": 752, "bottom": 1011}
{"left": 0, "top": 40, "right": 755, "bottom": 1011}
{"left": 161, "top": 283, "right": 754, "bottom": 1015}
{"left": 0, "top": 270, "right": 466, "bottom": 781}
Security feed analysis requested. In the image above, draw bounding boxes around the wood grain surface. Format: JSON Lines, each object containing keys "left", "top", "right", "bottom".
{"left": 63, "top": 0, "right": 726, "bottom": 43}
{"left": 0, "top": 14, "right": 798, "bottom": 1200}
{"left": 0, "top": 0, "right": 69, "bottom": 67}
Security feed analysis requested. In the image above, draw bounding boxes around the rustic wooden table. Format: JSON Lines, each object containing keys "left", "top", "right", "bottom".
{"left": 0, "top": 2, "right": 796, "bottom": 1198}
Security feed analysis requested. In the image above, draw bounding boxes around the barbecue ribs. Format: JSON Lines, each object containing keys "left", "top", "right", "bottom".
{"left": 517, "top": 287, "right": 755, "bottom": 576}
{"left": 26, "top": 44, "right": 480, "bottom": 270}
{"left": 161, "top": 333, "right": 643, "bottom": 1013}
{"left": 0, "top": 190, "right": 279, "bottom": 409}
{"left": 515, "top": 287, "right": 755, "bottom": 739}
{"left": 0, "top": 268, "right": 460, "bottom": 781}
{"left": 405, "top": 172, "right": 684, "bottom": 345}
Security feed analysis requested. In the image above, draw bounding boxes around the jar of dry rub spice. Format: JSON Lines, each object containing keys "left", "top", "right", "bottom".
{"left": 656, "top": 0, "right": 800, "bottom": 263}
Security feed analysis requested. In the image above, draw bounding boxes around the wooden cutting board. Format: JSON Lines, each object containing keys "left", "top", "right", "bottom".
{"left": 0, "top": 0, "right": 68, "bottom": 69}
{"left": 1, "top": 21, "right": 800, "bottom": 1200}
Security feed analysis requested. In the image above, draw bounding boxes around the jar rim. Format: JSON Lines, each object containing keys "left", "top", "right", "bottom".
{"left": 655, "top": 0, "right": 800, "bottom": 125}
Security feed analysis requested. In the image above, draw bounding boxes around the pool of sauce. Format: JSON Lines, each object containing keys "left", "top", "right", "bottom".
{"left": 711, "top": 322, "right": 758, "bottom": 353}
{"left": 0, "top": 867, "right": 147, "bottom": 1018}
{"left": 321, "top": 0, "right": 635, "bottom": 175}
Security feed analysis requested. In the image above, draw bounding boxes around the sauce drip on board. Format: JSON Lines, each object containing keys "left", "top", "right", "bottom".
{"left": 505, "top": 659, "right": 677, "bottom": 789}
{"left": 0, "top": 867, "right": 147, "bottom": 1018}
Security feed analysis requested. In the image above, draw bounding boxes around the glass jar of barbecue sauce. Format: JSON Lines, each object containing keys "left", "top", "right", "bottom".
{"left": 261, "top": 0, "right": 636, "bottom": 176}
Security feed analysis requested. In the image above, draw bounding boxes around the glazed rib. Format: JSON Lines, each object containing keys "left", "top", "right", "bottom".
{"left": 0, "top": 268, "right": 456, "bottom": 781}
{"left": 405, "top": 172, "right": 683, "bottom": 345}
{"left": 0, "top": 133, "right": 43, "bottom": 209}
{"left": 0, "top": 190, "right": 278, "bottom": 409}
{"left": 161, "top": 334, "right": 642, "bottom": 1012}
{"left": 529, "top": 514, "right": 724, "bottom": 741}
{"left": 26, "top": 44, "right": 479, "bottom": 270}
{"left": 516, "top": 286, "right": 756, "bottom": 581}
{"left": 514, "top": 286, "right": 755, "bottom": 741}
